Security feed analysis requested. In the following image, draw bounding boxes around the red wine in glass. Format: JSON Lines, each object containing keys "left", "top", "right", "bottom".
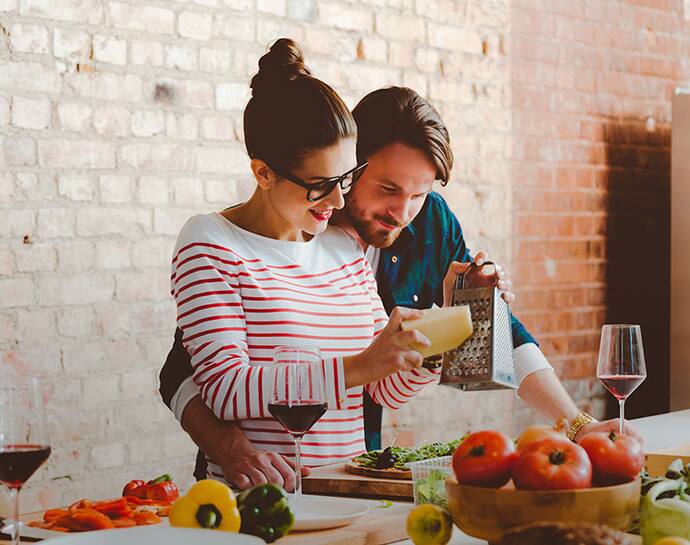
{"left": 0, "top": 444, "right": 51, "bottom": 489}
{"left": 268, "top": 401, "right": 328, "bottom": 437}
{"left": 598, "top": 374, "right": 646, "bottom": 401}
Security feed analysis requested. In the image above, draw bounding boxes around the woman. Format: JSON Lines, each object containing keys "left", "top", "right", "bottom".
{"left": 171, "top": 39, "right": 439, "bottom": 482}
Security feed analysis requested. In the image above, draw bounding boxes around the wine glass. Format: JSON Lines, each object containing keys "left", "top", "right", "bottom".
{"left": 268, "top": 347, "right": 326, "bottom": 502}
{"left": 0, "top": 376, "right": 51, "bottom": 545}
{"left": 596, "top": 325, "right": 647, "bottom": 435}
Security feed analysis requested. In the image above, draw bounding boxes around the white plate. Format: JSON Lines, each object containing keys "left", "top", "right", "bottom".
{"left": 40, "top": 525, "right": 266, "bottom": 544}
{"left": 290, "top": 496, "right": 369, "bottom": 531}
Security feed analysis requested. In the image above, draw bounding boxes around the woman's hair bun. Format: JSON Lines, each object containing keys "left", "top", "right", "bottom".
{"left": 250, "top": 38, "right": 311, "bottom": 97}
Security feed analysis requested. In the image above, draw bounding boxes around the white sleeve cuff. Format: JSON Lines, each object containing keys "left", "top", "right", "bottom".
{"left": 513, "top": 343, "right": 553, "bottom": 386}
{"left": 170, "top": 376, "right": 201, "bottom": 423}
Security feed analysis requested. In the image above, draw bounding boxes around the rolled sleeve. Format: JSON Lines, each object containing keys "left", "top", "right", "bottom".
{"left": 171, "top": 376, "right": 201, "bottom": 423}
{"left": 513, "top": 342, "right": 553, "bottom": 386}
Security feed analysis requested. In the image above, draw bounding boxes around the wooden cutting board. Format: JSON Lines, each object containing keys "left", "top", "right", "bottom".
{"left": 344, "top": 461, "right": 412, "bottom": 480}
{"left": 303, "top": 463, "right": 413, "bottom": 500}
{"left": 280, "top": 502, "right": 412, "bottom": 545}
{"left": 646, "top": 443, "right": 690, "bottom": 476}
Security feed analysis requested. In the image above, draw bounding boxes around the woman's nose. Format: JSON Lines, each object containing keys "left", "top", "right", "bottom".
{"left": 326, "top": 183, "right": 346, "bottom": 210}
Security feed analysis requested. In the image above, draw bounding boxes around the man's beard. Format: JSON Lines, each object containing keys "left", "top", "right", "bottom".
{"left": 345, "top": 195, "right": 404, "bottom": 249}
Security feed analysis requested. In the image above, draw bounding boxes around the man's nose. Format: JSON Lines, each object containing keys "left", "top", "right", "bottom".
{"left": 387, "top": 197, "right": 412, "bottom": 225}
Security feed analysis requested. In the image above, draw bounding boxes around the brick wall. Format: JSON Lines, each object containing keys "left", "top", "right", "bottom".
{"left": 510, "top": 0, "right": 690, "bottom": 425}
{"left": 1, "top": 0, "right": 689, "bottom": 512}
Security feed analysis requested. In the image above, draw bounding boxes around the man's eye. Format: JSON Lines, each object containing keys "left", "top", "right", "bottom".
{"left": 381, "top": 186, "right": 396, "bottom": 194}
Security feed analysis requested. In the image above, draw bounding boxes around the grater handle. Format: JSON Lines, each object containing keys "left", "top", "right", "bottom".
{"left": 454, "top": 260, "right": 496, "bottom": 291}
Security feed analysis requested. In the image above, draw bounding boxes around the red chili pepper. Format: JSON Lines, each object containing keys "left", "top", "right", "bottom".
{"left": 90, "top": 497, "right": 132, "bottom": 518}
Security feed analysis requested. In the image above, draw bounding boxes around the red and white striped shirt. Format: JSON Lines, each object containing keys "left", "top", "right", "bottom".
{"left": 171, "top": 213, "right": 439, "bottom": 481}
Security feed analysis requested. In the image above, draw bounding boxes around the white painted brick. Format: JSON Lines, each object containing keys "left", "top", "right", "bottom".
{"left": 57, "top": 306, "right": 95, "bottom": 337}
{"left": 20, "top": 0, "right": 103, "bottom": 23}
{"left": 121, "top": 143, "right": 192, "bottom": 171}
{"left": 0, "top": 172, "right": 12, "bottom": 202}
{"left": 416, "top": 48, "right": 440, "bottom": 72}
{"left": 37, "top": 208, "right": 74, "bottom": 238}
{"left": 10, "top": 23, "right": 49, "bottom": 53}
{"left": 428, "top": 23, "right": 483, "bottom": 53}
{"left": 357, "top": 37, "right": 387, "bottom": 62}
{"left": 93, "top": 105, "right": 131, "bottom": 137}
{"left": 57, "top": 102, "right": 92, "bottom": 132}
{"left": 16, "top": 308, "right": 56, "bottom": 343}
{"left": 121, "top": 368, "right": 156, "bottom": 399}
{"left": 99, "top": 174, "right": 131, "bottom": 203}
{"left": 7, "top": 209, "right": 36, "bottom": 237}
{"left": 288, "top": 0, "right": 317, "bottom": 21}
{"left": 39, "top": 273, "right": 114, "bottom": 306}
{"left": 320, "top": 1, "right": 373, "bottom": 31}
{"left": 89, "top": 441, "right": 126, "bottom": 469}
{"left": 0, "top": 278, "right": 35, "bottom": 307}
{"left": 205, "top": 178, "right": 238, "bottom": 203}
{"left": 66, "top": 72, "right": 143, "bottom": 102}
{"left": 58, "top": 174, "right": 94, "bottom": 202}
{"left": 38, "top": 139, "right": 116, "bottom": 169}
{"left": 166, "top": 112, "right": 198, "bottom": 141}
{"left": 222, "top": 0, "right": 252, "bottom": 8}
{"left": 94, "top": 301, "right": 131, "bottom": 337}
{"left": 4, "top": 135, "right": 37, "bottom": 166}
{"left": 179, "top": 11, "right": 213, "bottom": 40}
{"left": 131, "top": 110, "right": 165, "bottom": 137}
{"left": 77, "top": 208, "right": 150, "bottom": 237}
{"left": 95, "top": 239, "right": 131, "bottom": 269}
{"left": 216, "top": 82, "right": 248, "bottom": 110}
{"left": 179, "top": 79, "right": 214, "bottom": 109}
{"left": 14, "top": 172, "right": 56, "bottom": 202}
{"left": 0, "top": 96, "right": 10, "bottom": 125}
{"left": 389, "top": 42, "right": 414, "bottom": 67}
{"left": 172, "top": 176, "right": 204, "bottom": 203}
{"left": 138, "top": 176, "right": 169, "bottom": 203}
{"left": 129, "top": 301, "right": 172, "bottom": 333}
{"left": 93, "top": 34, "right": 127, "bottom": 65}
{"left": 195, "top": 146, "right": 247, "bottom": 174}
{"left": 115, "top": 271, "right": 168, "bottom": 301}
{"left": 61, "top": 341, "right": 106, "bottom": 374}
{"left": 258, "top": 0, "right": 285, "bottom": 16}
{"left": 53, "top": 27, "right": 90, "bottom": 59}
{"left": 154, "top": 208, "right": 200, "bottom": 235}
{"left": 108, "top": 2, "right": 175, "bottom": 34}
{"left": 166, "top": 44, "right": 198, "bottom": 71}
{"left": 200, "top": 47, "right": 231, "bottom": 72}
{"left": 0, "top": 244, "right": 13, "bottom": 274}
{"left": 57, "top": 240, "right": 96, "bottom": 273}
{"left": 0, "top": 62, "right": 61, "bottom": 94}
{"left": 257, "top": 19, "right": 304, "bottom": 48}
{"left": 0, "top": 314, "right": 16, "bottom": 342}
{"left": 11, "top": 96, "right": 51, "bottom": 130}
{"left": 131, "top": 40, "right": 164, "bottom": 67}
{"left": 202, "top": 115, "right": 234, "bottom": 140}
{"left": 16, "top": 241, "right": 56, "bottom": 272}
{"left": 0, "top": 0, "right": 17, "bottom": 11}
{"left": 213, "top": 13, "right": 255, "bottom": 42}
{"left": 83, "top": 376, "right": 120, "bottom": 408}
{"left": 377, "top": 14, "right": 425, "bottom": 41}
{"left": 131, "top": 237, "right": 172, "bottom": 268}
{"left": 128, "top": 435, "right": 164, "bottom": 465}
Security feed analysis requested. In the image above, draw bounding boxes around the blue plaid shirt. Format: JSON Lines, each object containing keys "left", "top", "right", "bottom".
{"left": 363, "top": 191, "right": 537, "bottom": 450}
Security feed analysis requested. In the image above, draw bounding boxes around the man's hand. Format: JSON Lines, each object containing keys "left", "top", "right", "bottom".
{"left": 221, "top": 441, "right": 310, "bottom": 492}
{"left": 442, "top": 251, "right": 515, "bottom": 306}
{"left": 574, "top": 419, "right": 645, "bottom": 447}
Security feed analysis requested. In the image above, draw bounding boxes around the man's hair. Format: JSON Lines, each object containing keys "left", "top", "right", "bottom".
{"left": 351, "top": 86, "right": 453, "bottom": 185}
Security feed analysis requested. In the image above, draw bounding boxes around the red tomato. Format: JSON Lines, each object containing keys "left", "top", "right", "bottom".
{"left": 516, "top": 425, "right": 566, "bottom": 452}
{"left": 512, "top": 437, "right": 592, "bottom": 490}
{"left": 452, "top": 430, "right": 516, "bottom": 488}
{"left": 578, "top": 431, "right": 644, "bottom": 485}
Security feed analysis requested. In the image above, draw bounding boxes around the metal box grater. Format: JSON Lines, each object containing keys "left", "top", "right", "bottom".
{"left": 439, "top": 262, "right": 517, "bottom": 391}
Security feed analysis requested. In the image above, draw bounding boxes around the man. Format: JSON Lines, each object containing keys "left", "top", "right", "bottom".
{"left": 160, "top": 87, "right": 641, "bottom": 490}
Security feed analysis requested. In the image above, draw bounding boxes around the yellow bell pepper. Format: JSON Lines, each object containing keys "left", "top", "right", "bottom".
{"left": 169, "top": 479, "right": 241, "bottom": 532}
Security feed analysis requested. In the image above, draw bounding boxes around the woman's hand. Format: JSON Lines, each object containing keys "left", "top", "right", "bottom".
{"left": 344, "top": 307, "right": 431, "bottom": 388}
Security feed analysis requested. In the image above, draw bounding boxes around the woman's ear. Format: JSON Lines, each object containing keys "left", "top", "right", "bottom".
{"left": 250, "top": 159, "right": 278, "bottom": 190}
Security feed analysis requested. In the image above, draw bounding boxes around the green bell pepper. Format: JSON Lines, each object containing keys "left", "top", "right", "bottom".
{"left": 236, "top": 484, "right": 294, "bottom": 543}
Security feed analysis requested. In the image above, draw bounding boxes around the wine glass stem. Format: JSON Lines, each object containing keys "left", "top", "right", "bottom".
{"left": 294, "top": 436, "right": 302, "bottom": 502}
{"left": 619, "top": 398, "right": 625, "bottom": 435}
{"left": 9, "top": 487, "right": 19, "bottom": 545}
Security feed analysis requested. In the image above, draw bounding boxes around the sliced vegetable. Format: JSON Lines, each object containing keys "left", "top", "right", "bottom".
{"left": 236, "top": 484, "right": 294, "bottom": 543}
{"left": 414, "top": 469, "right": 450, "bottom": 510}
{"left": 123, "top": 474, "right": 179, "bottom": 502}
{"left": 169, "top": 479, "right": 241, "bottom": 532}
{"left": 354, "top": 438, "right": 465, "bottom": 471}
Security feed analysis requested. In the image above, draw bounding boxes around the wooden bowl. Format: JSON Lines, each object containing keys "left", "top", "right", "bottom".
{"left": 446, "top": 476, "right": 641, "bottom": 543}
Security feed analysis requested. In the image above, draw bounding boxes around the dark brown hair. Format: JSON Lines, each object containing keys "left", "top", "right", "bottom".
{"left": 352, "top": 86, "right": 453, "bottom": 185}
{"left": 244, "top": 38, "right": 357, "bottom": 171}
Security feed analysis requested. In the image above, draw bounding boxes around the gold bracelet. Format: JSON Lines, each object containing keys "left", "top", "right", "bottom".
{"left": 566, "top": 412, "right": 597, "bottom": 442}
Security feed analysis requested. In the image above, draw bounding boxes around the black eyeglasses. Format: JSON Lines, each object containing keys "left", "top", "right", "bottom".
{"left": 270, "top": 162, "right": 368, "bottom": 202}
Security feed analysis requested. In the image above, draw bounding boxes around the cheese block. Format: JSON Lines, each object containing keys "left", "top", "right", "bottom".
{"left": 400, "top": 305, "right": 473, "bottom": 358}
